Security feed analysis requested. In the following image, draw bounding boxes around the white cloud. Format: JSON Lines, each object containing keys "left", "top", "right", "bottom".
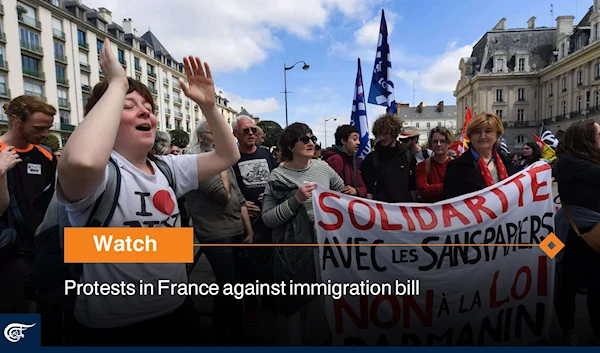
{"left": 220, "top": 90, "right": 279, "bottom": 115}
{"left": 353, "top": 11, "right": 397, "bottom": 48}
{"left": 84, "top": 0, "right": 373, "bottom": 73}
{"left": 396, "top": 41, "right": 473, "bottom": 95}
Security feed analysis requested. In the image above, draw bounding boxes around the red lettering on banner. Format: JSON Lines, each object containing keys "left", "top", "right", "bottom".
{"left": 527, "top": 165, "right": 550, "bottom": 202}
{"left": 441, "top": 204, "right": 470, "bottom": 227}
{"left": 400, "top": 206, "right": 416, "bottom": 231}
{"left": 412, "top": 207, "right": 438, "bottom": 230}
{"left": 333, "top": 291, "right": 434, "bottom": 332}
{"left": 349, "top": 200, "right": 375, "bottom": 231}
{"left": 537, "top": 256, "right": 548, "bottom": 297}
{"left": 511, "top": 266, "right": 532, "bottom": 300}
{"left": 317, "top": 192, "right": 343, "bottom": 231}
{"left": 490, "top": 270, "right": 510, "bottom": 308}
{"left": 490, "top": 188, "right": 509, "bottom": 213}
{"left": 370, "top": 296, "right": 401, "bottom": 328}
{"left": 464, "top": 196, "right": 497, "bottom": 224}
{"left": 377, "top": 204, "right": 403, "bottom": 231}
{"left": 504, "top": 173, "right": 527, "bottom": 207}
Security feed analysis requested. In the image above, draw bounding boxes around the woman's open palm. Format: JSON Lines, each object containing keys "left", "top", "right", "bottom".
{"left": 180, "top": 56, "right": 215, "bottom": 108}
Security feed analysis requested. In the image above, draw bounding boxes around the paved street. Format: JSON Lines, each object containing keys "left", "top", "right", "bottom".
{"left": 189, "top": 253, "right": 593, "bottom": 346}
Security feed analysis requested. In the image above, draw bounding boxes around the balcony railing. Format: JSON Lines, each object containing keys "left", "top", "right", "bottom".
{"left": 56, "top": 77, "right": 69, "bottom": 86}
{"left": 60, "top": 123, "right": 75, "bottom": 132}
{"left": 78, "top": 41, "right": 89, "bottom": 50}
{"left": 0, "top": 32, "right": 6, "bottom": 43}
{"left": 175, "top": 112, "right": 183, "bottom": 118}
{"left": 186, "top": 115, "right": 191, "bottom": 120}
{"left": 120, "top": 59, "right": 127, "bottom": 67}
{"left": 165, "top": 109, "right": 171, "bottom": 116}
{"left": 149, "top": 87, "right": 157, "bottom": 95}
{"left": 148, "top": 72, "right": 157, "bottom": 79}
{"left": 0, "top": 61, "right": 8, "bottom": 71}
{"left": 19, "top": 15, "right": 42, "bottom": 30}
{"left": 52, "top": 29, "right": 65, "bottom": 40}
{"left": 80, "top": 63, "right": 91, "bottom": 71}
{"left": 24, "top": 91, "right": 46, "bottom": 101}
{"left": 163, "top": 78, "right": 169, "bottom": 85}
{"left": 185, "top": 101, "right": 190, "bottom": 107}
{"left": 81, "top": 85, "right": 91, "bottom": 93}
{"left": 22, "top": 68, "right": 45, "bottom": 80}
{"left": 166, "top": 123, "right": 172, "bottom": 130}
{"left": 58, "top": 98, "right": 70, "bottom": 109}
{"left": 514, "top": 121, "right": 530, "bottom": 127}
{"left": 55, "top": 53, "right": 67, "bottom": 63}
{"left": 135, "top": 64, "right": 142, "bottom": 72}
{"left": 172, "top": 82, "right": 181, "bottom": 90}
{"left": 174, "top": 98, "right": 182, "bottom": 105}
{"left": 164, "top": 93, "right": 170, "bottom": 100}
{"left": 20, "top": 40, "right": 43, "bottom": 55}
{"left": 0, "top": 88, "right": 10, "bottom": 98}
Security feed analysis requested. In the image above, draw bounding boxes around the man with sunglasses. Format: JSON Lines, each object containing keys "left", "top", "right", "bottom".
{"left": 231, "top": 115, "right": 277, "bottom": 314}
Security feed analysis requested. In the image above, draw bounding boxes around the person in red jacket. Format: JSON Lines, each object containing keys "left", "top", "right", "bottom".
{"left": 416, "top": 127, "right": 452, "bottom": 203}
{"left": 322, "top": 125, "right": 367, "bottom": 197}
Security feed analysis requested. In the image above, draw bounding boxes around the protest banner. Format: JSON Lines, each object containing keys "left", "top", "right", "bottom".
{"left": 313, "top": 162, "right": 556, "bottom": 346}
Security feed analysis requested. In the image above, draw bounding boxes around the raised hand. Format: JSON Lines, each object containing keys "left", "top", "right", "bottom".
{"left": 179, "top": 57, "right": 215, "bottom": 110}
{"left": 295, "top": 183, "right": 317, "bottom": 203}
{"left": 0, "top": 147, "right": 22, "bottom": 174}
{"left": 99, "top": 38, "right": 127, "bottom": 87}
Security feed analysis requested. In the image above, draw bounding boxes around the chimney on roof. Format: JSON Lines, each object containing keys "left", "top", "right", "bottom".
{"left": 437, "top": 101, "right": 444, "bottom": 112}
{"left": 556, "top": 16, "right": 575, "bottom": 36}
{"left": 396, "top": 103, "right": 409, "bottom": 113}
{"left": 123, "top": 18, "right": 134, "bottom": 35}
{"left": 493, "top": 18, "right": 507, "bottom": 30}
{"left": 527, "top": 16, "right": 536, "bottom": 29}
{"left": 417, "top": 102, "right": 424, "bottom": 113}
{"left": 98, "top": 7, "right": 112, "bottom": 24}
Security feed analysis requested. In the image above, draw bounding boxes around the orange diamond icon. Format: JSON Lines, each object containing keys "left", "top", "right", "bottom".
{"left": 540, "top": 233, "right": 565, "bottom": 259}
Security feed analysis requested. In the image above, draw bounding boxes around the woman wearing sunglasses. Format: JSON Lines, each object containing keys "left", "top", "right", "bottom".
{"left": 261, "top": 123, "right": 344, "bottom": 345}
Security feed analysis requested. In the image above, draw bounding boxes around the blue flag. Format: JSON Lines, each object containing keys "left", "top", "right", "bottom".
{"left": 367, "top": 9, "right": 397, "bottom": 114}
{"left": 350, "top": 58, "right": 370, "bottom": 159}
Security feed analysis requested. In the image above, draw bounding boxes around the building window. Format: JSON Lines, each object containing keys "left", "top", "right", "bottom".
{"left": 562, "top": 101, "right": 567, "bottom": 116}
{"left": 59, "top": 111, "right": 69, "bottom": 125}
{"left": 52, "top": 0, "right": 60, "bottom": 7}
{"left": 577, "top": 96, "right": 582, "bottom": 112}
{"left": 21, "top": 55, "right": 41, "bottom": 73}
{"left": 24, "top": 80, "right": 43, "bottom": 97}
{"left": 20, "top": 27, "right": 40, "bottom": 47}
{"left": 426, "top": 122, "right": 430, "bottom": 128}
{"left": 55, "top": 65, "right": 66, "bottom": 80}
{"left": 118, "top": 49, "right": 124, "bottom": 65}
{"left": 77, "top": 29, "right": 86, "bottom": 46}
{"left": 82, "top": 93, "right": 89, "bottom": 107}
{"left": 518, "top": 88, "right": 525, "bottom": 101}
{"left": 135, "top": 74, "right": 141, "bottom": 81}
{"left": 549, "top": 83, "right": 553, "bottom": 96}
{"left": 495, "top": 110, "right": 503, "bottom": 118}
{"left": 496, "top": 89, "right": 503, "bottom": 102}
{"left": 81, "top": 74, "right": 90, "bottom": 88}
{"left": 437, "top": 122, "right": 442, "bottom": 127}
{"left": 415, "top": 122, "right": 419, "bottom": 128}
{"left": 98, "top": 21, "right": 106, "bottom": 32}
{"left": 595, "top": 24, "right": 599, "bottom": 40}
{"left": 134, "top": 57, "right": 140, "bottom": 71}
{"left": 496, "top": 58, "right": 504, "bottom": 72}
{"left": 578, "top": 71, "right": 583, "bottom": 85}
{"left": 561, "top": 43, "right": 566, "bottom": 58}
{"left": 596, "top": 91, "right": 600, "bottom": 107}
{"left": 58, "top": 87, "right": 68, "bottom": 106}
{"left": 0, "top": 74, "right": 7, "bottom": 96}
{"left": 596, "top": 63, "right": 600, "bottom": 79}
{"left": 562, "top": 77, "right": 567, "bottom": 91}
{"left": 79, "top": 52, "right": 88, "bottom": 65}
{"left": 548, "top": 105, "right": 553, "bottom": 118}
{"left": 517, "top": 135, "right": 525, "bottom": 144}
{"left": 54, "top": 41, "right": 64, "bottom": 58}
{"left": 518, "top": 58, "right": 525, "bottom": 71}
{"left": 97, "top": 39, "right": 103, "bottom": 54}
{"left": 517, "top": 109, "right": 524, "bottom": 123}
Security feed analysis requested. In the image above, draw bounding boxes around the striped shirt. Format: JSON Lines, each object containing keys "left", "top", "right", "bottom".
{"left": 262, "top": 159, "right": 345, "bottom": 228}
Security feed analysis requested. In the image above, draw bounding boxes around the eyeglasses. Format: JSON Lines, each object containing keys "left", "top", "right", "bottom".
{"left": 242, "top": 127, "right": 257, "bottom": 134}
{"left": 299, "top": 136, "right": 318, "bottom": 144}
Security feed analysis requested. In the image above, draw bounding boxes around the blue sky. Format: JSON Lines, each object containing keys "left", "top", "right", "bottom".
{"left": 86, "top": 0, "right": 584, "bottom": 146}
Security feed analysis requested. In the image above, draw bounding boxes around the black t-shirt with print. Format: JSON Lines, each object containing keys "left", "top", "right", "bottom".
{"left": 233, "top": 146, "right": 276, "bottom": 206}
{"left": 0, "top": 142, "right": 56, "bottom": 251}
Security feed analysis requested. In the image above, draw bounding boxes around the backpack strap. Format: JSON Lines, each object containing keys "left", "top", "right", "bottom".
{"left": 154, "top": 158, "right": 174, "bottom": 190}
{"left": 85, "top": 157, "right": 121, "bottom": 227}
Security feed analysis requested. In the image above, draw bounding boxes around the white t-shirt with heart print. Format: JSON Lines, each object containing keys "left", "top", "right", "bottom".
{"left": 57, "top": 150, "right": 199, "bottom": 328}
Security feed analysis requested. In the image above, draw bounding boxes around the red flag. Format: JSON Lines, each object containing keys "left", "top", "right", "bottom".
{"left": 457, "top": 106, "right": 473, "bottom": 156}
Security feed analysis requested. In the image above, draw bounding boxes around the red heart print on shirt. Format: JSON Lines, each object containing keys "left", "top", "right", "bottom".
{"left": 153, "top": 190, "right": 175, "bottom": 215}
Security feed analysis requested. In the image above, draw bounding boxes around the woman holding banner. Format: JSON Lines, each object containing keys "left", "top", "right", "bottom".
{"left": 262, "top": 122, "right": 344, "bottom": 345}
{"left": 442, "top": 112, "right": 511, "bottom": 199}
{"left": 554, "top": 120, "right": 600, "bottom": 346}
{"left": 515, "top": 142, "right": 548, "bottom": 172}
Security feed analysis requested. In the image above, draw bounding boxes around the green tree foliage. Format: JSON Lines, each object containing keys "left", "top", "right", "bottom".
{"left": 41, "top": 134, "right": 60, "bottom": 151}
{"left": 169, "top": 128, "right": 190, "bottom": 148}
{"left": 257, "top": 120, "right": 283, "bottom": 148}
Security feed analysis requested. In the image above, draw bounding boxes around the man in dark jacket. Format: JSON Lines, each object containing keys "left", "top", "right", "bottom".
{"left": 322, "top": 125, "right": 367, "bottom": 197}
{"left": 360, "top": 114, "right": 417, "bottom": 202}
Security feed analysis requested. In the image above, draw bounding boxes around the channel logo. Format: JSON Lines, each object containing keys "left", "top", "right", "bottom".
{"left": 0, "top": 315, "right": 40, "bottom": 349}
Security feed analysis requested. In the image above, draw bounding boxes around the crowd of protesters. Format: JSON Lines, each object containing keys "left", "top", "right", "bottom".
{"left": 0, "top": 37, "right": 599, "bottom": 347}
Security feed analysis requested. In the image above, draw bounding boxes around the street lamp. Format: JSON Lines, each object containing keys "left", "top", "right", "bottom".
{"left": 283, "top": 61, "right": 310, "bottom": 127}
{"left": 325, "top": 116, "right": 337, "bottom": 147}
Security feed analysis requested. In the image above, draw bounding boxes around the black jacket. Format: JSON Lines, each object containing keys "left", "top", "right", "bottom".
{"left": 556, "top": 154, "right": 600, "bottom": 213}
{"left": 360, "top": 141, "right": 416, "bottom": 203}
{"left": 442, "top": 148, "right": 516, "bottom": 200}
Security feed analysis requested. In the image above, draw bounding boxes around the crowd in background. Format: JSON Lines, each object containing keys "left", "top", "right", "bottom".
{"left": 0, "top": 37, "right": 599, "bottom": 347}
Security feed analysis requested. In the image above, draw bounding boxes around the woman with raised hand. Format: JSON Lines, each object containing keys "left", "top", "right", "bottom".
{"left": 56, "top": 38, "right": 240, "bottom": 346}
